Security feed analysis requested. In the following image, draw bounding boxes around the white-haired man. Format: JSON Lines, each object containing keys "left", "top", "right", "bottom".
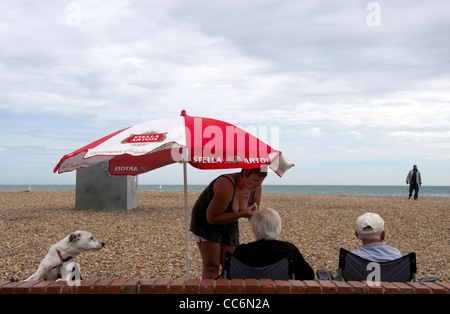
{"left": 232, "top": 207, "right": 314, "bottom": 280}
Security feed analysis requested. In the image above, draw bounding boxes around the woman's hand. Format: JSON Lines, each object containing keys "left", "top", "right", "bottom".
{"left": 206, "top": 175, "right": 261, "bottom": 224}
{"left": 239, "top": 203, "right": 258, "bottom": 219}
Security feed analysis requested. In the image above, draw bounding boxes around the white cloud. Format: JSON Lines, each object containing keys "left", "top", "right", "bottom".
{"left": 303, "top": 127, "right": 324, "bottom": 138}
{"left": 342, "top": 131, "right": 363, "bottom": 139}
{"left": 389, "top": 131, "right": 450, "bottom": 142}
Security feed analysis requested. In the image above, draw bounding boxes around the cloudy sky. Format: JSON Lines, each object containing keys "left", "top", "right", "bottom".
{"left": 1, "top": 0, "right": 449, "bottom": 186}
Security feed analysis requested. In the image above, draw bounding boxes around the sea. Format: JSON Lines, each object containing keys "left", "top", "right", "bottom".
{"left": 1, "top": 185, "right": 449, "bottom": 197}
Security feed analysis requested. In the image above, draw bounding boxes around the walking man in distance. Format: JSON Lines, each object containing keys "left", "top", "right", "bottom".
{"left": 406, "top": 165, "right": 422, "bottom": 200}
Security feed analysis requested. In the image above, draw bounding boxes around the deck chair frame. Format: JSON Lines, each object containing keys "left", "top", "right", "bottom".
{"left": 223, "top": 251, "right": 295, "bottom": 280}
{"left": 337, "top": 248, "right": 417, "bottom": 282}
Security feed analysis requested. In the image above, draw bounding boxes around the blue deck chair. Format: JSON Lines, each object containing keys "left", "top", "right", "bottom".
{"left": 317, "top": 248, "right": 438, "bottom": 282}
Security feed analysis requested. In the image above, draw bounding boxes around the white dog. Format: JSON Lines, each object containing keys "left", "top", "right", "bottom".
{"left": 25, "top": 231, "right": 105, "bottom": 281}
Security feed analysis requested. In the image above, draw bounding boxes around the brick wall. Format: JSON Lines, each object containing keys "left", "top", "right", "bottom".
{"left": 1, "top": 279, "right": 449, "bottom": 294}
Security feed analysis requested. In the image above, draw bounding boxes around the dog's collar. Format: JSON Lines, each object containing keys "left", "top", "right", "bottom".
{"left": 56, "top": 249, "right": 72, "bottom": 263}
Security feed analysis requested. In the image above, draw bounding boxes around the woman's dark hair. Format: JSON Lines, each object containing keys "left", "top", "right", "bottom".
{"left": 241, "top": 167, "right": 268, "bottom": 178}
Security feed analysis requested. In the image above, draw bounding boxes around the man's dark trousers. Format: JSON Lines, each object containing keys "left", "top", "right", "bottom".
{"left": 409, "top": 184, "right": 419, "bottom": 200}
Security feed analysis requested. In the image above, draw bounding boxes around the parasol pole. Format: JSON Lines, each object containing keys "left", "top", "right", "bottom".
{"left": 182, "top": 146, "right": 190, "bottom": 279}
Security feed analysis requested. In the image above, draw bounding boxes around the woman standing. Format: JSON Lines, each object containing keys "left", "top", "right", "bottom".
{"left": 190, "top": 168, "right": 267, "bottom": 279}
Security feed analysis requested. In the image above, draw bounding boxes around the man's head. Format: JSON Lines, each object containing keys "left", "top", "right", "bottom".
{"left": 250, "top": 207, "right": 281, "bottom": 240}
{"left": 355, "top": 213, "right": 385, "bottom": 244}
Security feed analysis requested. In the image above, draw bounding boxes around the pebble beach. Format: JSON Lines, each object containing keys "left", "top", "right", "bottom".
{"left": 1, "top": 190, "right": 448, "bottom": 282}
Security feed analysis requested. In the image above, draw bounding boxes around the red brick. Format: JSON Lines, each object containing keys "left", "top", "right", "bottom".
{"left": 379, "top": 282, "right": 399, "bottom": 294}
{"left": 333, "top": 280, "right": 353, "bottom": 294}
{"left": 61, "top": 282, "right": 76, "bottom": 294}
{"left": 46, "top": 281, "right": 71, "bottom": 294}
{"left": 199, "top": 279, "right": 214, "bottom": 294}
{"left": 230, "top": 279, "right": 244, "bottom": 294}
{"left": 215, "top": 279, "right": 229, "bottom": 294}
{"left": 347, "top": 281, "right": 368, "bottom": 294}
{"left": 0, "top": 281, "right": 22, "bottom": 294}
{"left": 406, "top": 282, "right": 432, "bottom": 294}
{"left": 289, "top": 280, "right": 306, "bottom": 294}
{"left": 76, "top": 279, "right": 99, "bottom": 294}
{"left": 363, "top": 281, "right": 384, "bottom": 294}
{"left": 123, "top": 280, "right": 139, "bottom": 294}
{"left": 435, "top": 281, "right": 450, "bottom": 293}
{"left": 274, "top": 280, "right": 291, "bottom": 294}
{"left": 304, "top": 280, "right": 321, "bottom": 294}
{"left": 108, "top": 279, "right": 128, "bottom": 294}
{"left": 92, "top": 279, "right": 113, "bottom": 294}
{"left": 154, "top": 278, "right": 171, "bottom": 294}
{"left": 0, "top": 281, "right": 10, "bottom": 289}
{"left": 15, "top": 280, "right": 40, "bottom": 294}
{"left": 259, "top": 279, "right": 274, "bottom": 294}
{"left": 185, "top": 279, "right": 200, "bottom": 294}
{"left": 245, "top": 279, "right": 260, "bottom": 294}
{"left": 169, "top": 279, "right": 185, "bottom": 294}
{"left": 139, "top": 279, "right": 157, "bottom": 294}
{"left": 421, "top": 282, "right": 448, "bottom": 294}
{"left": 392, "top": 282, "right": 415, "bottom": 294}
{"left": 318, "top": 280, "right": 337, "bottom": 294}
{"left": 30, "top": 281, "right": 53, "bottom": 294}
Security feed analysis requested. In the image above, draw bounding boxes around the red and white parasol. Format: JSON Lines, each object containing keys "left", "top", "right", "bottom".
{"left": 55, "top": 110, "right": 293, "bottom": 176}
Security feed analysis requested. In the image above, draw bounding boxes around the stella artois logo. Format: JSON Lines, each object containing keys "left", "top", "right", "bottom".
{"left": 121, "top": 131, "right": 167, "bottom": 146}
